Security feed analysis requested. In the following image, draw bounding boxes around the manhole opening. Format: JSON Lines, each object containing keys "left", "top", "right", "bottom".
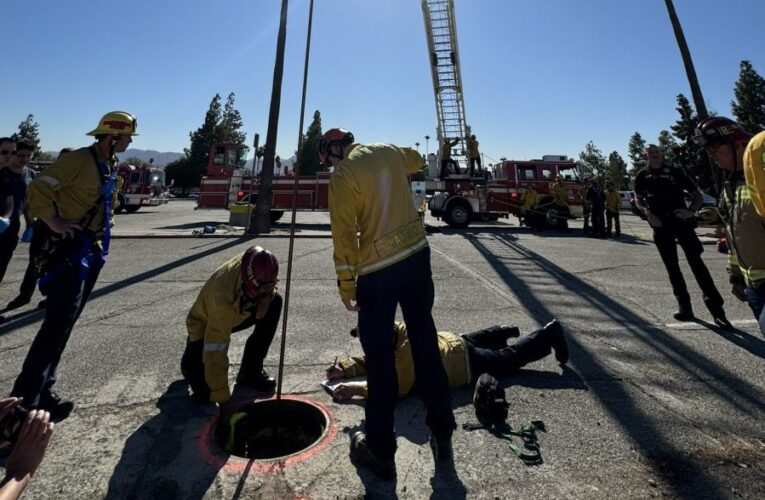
{"left": 218, "top": 399, "right": 328, "bottom": 460}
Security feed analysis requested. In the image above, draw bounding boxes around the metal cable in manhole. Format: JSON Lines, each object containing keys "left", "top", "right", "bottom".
{"left": 198, "top": 395, "right": 337, "bottom": 473}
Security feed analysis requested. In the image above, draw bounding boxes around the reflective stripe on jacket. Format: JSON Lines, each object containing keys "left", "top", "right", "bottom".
{"left": 186, "top": 252, "right": 254, "bottom": 402}
{"left": 338, "top": 321, "right": 469, "bottom": 397}
{"left": 329, "top": 143, "right": 426, "bottom": 299}
{"left": 721, "top": 183, "right": 765, "bottom": 288}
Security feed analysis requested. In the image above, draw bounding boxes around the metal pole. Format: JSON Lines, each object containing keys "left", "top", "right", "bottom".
{"left": 275, "top": 0, "right": 315, "bottom": 401}
{"left": 245, "top": 133, "right": 259, "bottom": 234}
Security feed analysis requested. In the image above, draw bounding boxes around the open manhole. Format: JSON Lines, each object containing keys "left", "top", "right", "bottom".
{"left": 218, "top": 398, "right": 330, "bottom": 460}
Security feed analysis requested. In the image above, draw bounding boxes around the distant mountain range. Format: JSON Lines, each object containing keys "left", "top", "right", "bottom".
{"left": 43, "top": 149, "right": 297, "bottom": 171}
{"left": 44, "top": 148, "right": 184, "bottom": 167}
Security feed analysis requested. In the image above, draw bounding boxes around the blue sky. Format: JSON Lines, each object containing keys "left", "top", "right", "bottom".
{"left": 3, "top": 0, "right": 764, "bottom": 167}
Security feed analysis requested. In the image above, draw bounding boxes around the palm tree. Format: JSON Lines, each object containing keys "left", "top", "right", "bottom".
{"left": 415, "top": 142, "right": 420, "bottom": 152}
{"left": 252, "top": 0, "right": 289, "bottom": 234}
{"left": 664, "top": 0, "right": 708, "bottom": 119}
{"left": 425, "top": 135, "right": 430, "bottom": 156}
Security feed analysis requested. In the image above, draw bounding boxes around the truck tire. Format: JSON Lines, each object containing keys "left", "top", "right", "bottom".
{"left": 124, "top": 205, "right": 141, "bottom": 213}
{"left": 444, "top": 201, "right": 471, "bottom": 229}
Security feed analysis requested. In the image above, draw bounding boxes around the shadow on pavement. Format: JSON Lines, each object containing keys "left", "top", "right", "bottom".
{"left": 455, "top": 231, "right": 765, "bottom": 499}
{"left": 105, "top": 380, "right": 223, "bottom": 499}
{"left": 0, "top": 238, "right": 246, "bottom": 335}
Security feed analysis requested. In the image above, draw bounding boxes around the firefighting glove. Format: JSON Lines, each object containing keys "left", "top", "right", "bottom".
{"left": 254, "top": 289, "right": 275, "bottom": 320}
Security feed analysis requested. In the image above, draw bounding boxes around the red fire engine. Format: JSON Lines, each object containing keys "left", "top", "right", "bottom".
{"left": 197, "top": 143, "right": 330, "bottom": 223}
{"left": 115, "top": 160, "right": 169, "bottom": 213}
{"left": 427, "top": 155, "right": 583, "bottom": 228}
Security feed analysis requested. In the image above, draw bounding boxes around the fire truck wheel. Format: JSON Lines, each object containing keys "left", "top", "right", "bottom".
{"left": 445, "top": 202, "right": 471, "bottom": 228}
{"left": 545, "top": 207, "right": 561, "bottom": 226}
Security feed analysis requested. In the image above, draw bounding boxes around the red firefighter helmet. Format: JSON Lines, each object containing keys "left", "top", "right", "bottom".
{"left": 240, "top": 246, "right": 279, "bottom": 298}
{"left": 318, "top": 128, "right": 355, "bottom": 165}
{"left": 693, "top": 117, "right": 753, "bottom": 148}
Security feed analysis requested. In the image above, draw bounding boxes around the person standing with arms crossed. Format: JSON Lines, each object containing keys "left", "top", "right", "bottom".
{"left": 320, "top": 128, "right": 456, "bottom": 480}
{"left": 633, "top": 144, "right": 730, "bottom": 328}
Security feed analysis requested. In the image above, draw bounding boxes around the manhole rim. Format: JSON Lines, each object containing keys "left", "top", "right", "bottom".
{"left": 199, "top": 394, "right": 337, "bottom": 473}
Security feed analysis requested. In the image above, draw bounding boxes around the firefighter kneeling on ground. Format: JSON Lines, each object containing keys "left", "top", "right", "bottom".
{"left": 181, "top": 247, "right": 282, "bottom": 421}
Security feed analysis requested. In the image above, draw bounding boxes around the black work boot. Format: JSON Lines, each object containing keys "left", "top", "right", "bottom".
{"left": 710, "top": 308, "right": 733, "bottom": 330}
{"left": 39, "top": 391, "right": 74, "bottom": 422}
{"left": 236, "top": 369, "right": 276, "bottom": 393}
{"left": 349, "top": 431, "right": 396, "bottom": 481}
{"left": 673, "top": 306, "right": 695, "bottom": 322}
{"left": 6, "top": 296, "right": 31, "bottom": 311}
{"left": 429, "top": 434, "right": 453, "bottom": 465}
{"left": 543, "top": 319, "right": 569, "bottom": 365}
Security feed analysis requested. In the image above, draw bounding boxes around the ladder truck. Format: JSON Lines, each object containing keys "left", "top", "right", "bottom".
{"left": 421, "top": 0, "right": 471, "bottom": 178}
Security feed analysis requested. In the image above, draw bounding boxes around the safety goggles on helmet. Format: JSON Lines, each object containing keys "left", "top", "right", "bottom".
{"left": 318, "top": 128, "right": 355, "bottom": 165}
{"left": 240, "top": 246, "right": 279, "bottom": 299}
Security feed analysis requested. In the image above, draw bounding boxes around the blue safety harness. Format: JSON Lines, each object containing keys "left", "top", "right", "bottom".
{"left": 38, "top": 147, "right": 116, "bottom": 290}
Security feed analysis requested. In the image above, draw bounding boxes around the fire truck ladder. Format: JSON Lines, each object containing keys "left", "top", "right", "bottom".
{"left": 421, "top": 0, "right": 470, "bottom": 174}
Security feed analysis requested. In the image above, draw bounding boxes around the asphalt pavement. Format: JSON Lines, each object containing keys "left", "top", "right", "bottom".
{"left": 0, "top": 201, "right": 762, "bottom": 499}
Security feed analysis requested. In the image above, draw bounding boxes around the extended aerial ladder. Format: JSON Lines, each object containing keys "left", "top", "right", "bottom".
{"left": 421, "top": 0, "right": 470, "bottom": 176}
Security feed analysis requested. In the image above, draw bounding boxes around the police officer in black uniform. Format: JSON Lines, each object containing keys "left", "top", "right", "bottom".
{"left": 633, "top": 144, "right": 731, "bottom": 328}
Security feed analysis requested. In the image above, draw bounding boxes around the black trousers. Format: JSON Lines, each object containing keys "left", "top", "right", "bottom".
{"left": 11, "top": 255, "right": 102, "bottom": 409}
{"left": 606, "top": 210, "right": 621, "bottom": 235}
{"left": 356, "top": 247, "right": 455, "bottom": 460}
{"left": 463, "top": 325, "right": 553, "bottom": 380}
{"left": 582, "top": 206, "right": 591, "bottom": 234}
{"left": 652, "top": 220, "right": 724, "bottom": 313}
{"left": 469, "top": 156, "right": 482, "bottom": 177}
{"left": 440, "top": 159, "right": 458, "bottom": 179}
{"left": 590, "top": 206, "right": 605, "bottom": 236}
{"left": 17, "top": 221, "right": 47, "bottom": 301}
{"left": 0, "top": 219, "right": 21, "bottom": 284}
{"left": 181, "top": 293, "right": 282, "bottom": 402}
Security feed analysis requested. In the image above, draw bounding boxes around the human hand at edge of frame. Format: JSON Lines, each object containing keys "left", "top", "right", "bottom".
{"left": 0, "top": 397, "right": 22, "bottom": 423}
{"left": 645, "top": 210, "right": 663, "bottom": 228}
{"left": 331, "top": 383, "right": 362, "bottom": 402}
{"left": 341, "top": 298, "right": 360, "bottom": 312}
{"left": 4, "top": 409, "right": 54, "bottom": 479}
{"left": 326, "top": 365, "right": 344, "bottom": 381}
{"left": 731, "top": 283, "right": 747, "bottom": 302}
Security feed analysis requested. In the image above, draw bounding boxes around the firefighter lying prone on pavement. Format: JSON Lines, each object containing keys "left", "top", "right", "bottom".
{"left": 181, "top": 246, "right": 282, "bottom": 420}
{"left": 325, "top": 319, "right": 568, "bottom": 401}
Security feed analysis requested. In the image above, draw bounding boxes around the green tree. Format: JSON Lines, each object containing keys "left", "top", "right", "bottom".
{"left": 578, "top": 141, "right": 607, "bottom": 179}
{"left": 299, "top": 110, "right": 323, "bottom": 175}
{"left": 669, "top": 93, "right": 716, "bottom": 191}
{"left": 14, "top": 114, "right": 42, "bottom": 156}
{"left": 607, "top": 151, "right": 628, "bottom": 189}
{"left": 627, "top": 132, "right": 647, "bottom": 174}
{"left": 183, "top": 93, "right": 222, "bottom": 185}
{"left": 731, "top": 60, "right": 765, "bottom": 133}
{"left": 164, "top": 157, "right": 196, "bottom": 194}
{"left": 219, "top": 92, "right": 247, "bottom": 144}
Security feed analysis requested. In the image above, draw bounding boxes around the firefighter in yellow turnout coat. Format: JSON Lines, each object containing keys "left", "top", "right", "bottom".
{"left": 182, "top": 247, "right": 282, "bottom": 412}
{"left": 321, "top": 128, "right": 455, "bottom": 479}
{"left": 695, "top": 118, "right": 765, "bottom": 335}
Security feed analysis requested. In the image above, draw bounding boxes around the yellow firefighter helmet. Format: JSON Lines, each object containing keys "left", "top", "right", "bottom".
{"left": 87, "top": 111, "right": 139, "bottom": 136}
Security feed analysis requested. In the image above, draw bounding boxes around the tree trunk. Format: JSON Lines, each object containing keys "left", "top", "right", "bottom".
{"left": 664, "top": 0, "right": 707, "bottom": 120}
{"left": 252, "top": 0, "right": 289, "bottom": 234}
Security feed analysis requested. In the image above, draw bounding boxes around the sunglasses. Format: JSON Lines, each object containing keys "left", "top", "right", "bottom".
{"left": 0, "top": 150, "right": 15, "bottom": 156}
